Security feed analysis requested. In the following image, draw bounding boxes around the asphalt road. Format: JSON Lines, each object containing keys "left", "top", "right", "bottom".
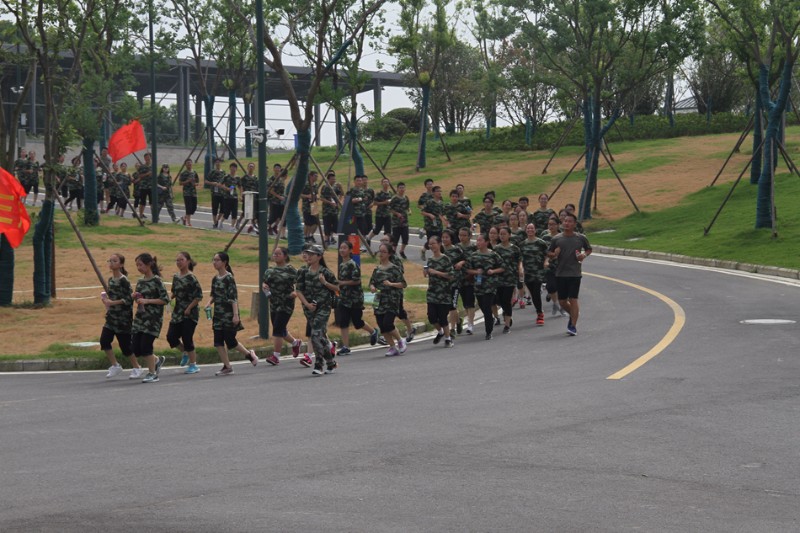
{"left": 1, "top": 255, "right": 799, "bottom": 532}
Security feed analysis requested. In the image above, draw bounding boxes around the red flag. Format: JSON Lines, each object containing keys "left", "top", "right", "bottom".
{"left": 0, "top": 167, "right": 31, "bottom": 249}
{"left": 108, "top": 120, "right": 147, "bottom": 163}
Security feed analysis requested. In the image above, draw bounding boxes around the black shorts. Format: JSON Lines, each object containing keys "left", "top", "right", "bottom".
{"left": 459, "top": 284, "right": 475, "bottom": 308}
{"left": 375, "top": 312, "right": 396, "bottom": 334}
{"left": 556, "top": 276, "right": 582, "bottom": 300}
{"left": 335, "top": 304, "right": 365, "bottom": 329}
{"left": 211, "top": 195, "right": 223, "bottom": 217}
{"left": 213, "top": 328, "right": 238, "bottom": 349}
{"left": 303, "top": 212, "right": 319, "bottom": 226}
{"left": 270, "top": 310, "right": 292, "bottom": 338}
{"left": 355, "top": 215, "right": 370, "bottom": 236}
{"left": 323, "top": 214, "right": 338, "bottom": 235}
{"left": 99, "top": 327, "right": 132, "bottom": 356}
{"left": 223, "top": 197, "right": 238, "bottom": 219}
{"left": 545, "top": 271, "right": 557, "bottom": 294}
{"left": 392, "top": 225, "right": 409, "bottom": 245}
{"left": 166, "top": 319, "right": 197, "bottom": 352}
{"left": 184, "top": 196, "right": 198, "bottom": 216}
{"left": 268, "top": 204, "right": 284, "bottom": 225}
{"left": 427, "top": 302, "right": 450, "bottom": 327}
{"left": 373, "top": 215, "right": 391, "bottom": 235}
{"left": 138, "top": 189, "right": 152, "bottom": 206}
{"left": 131, "top": 332, "right": 156, "bottom": 357}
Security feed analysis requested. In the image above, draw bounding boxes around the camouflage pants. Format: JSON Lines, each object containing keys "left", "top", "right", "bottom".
{"left": 304, "top": 307, "right": 332, "bottom": 366}
{"left": 158, "top": 194, "right": 177, "bottom": 221}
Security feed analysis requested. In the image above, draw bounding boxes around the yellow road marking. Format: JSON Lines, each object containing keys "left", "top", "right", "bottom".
{"left": 584, "top": 272, "right": 686, "bottom": 380}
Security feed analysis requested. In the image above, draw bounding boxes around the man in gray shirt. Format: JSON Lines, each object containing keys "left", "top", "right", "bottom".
{"left": 547, "top": 212, "right": 591, "bottom": 336}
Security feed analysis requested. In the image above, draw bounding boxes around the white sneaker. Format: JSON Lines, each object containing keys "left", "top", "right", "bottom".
{"left": 106, "top": 364, "right": 123, "bottom": 378}
{"left": 398, "top": 338, "right": 408, "bottom": 354}
{"left": 128, "top": 367, "right": 145, "bottom": 379}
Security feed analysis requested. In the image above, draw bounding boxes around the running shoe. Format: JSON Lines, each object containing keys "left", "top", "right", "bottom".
{"left": 312, "top": 366, "right": 324, "bottom": 376}
{"left": 399, "top": 251, "right": 407, "bottom": 260}
{"left": 552, "top": 302, "right": 559, "bottom": 316}
{"left": 502, "top": 325, "right": 510, "bottom": 334}
{"left": 406, "top": 326, "right": 416, "bottom": 343}
{"left": 142, "top": 372, "right": 159, "bottom": 383}
{"left": 465, "top": 324, "right": 473, "bottom": 335}
{"left": 106, "top": 364, "right": 123, "bottom": 378}
{"left": 444, "top": 339, "right": 453, "bottom": 348}
{"left": 378, "top": 336, "right": 388, "bottom": 346}
{"left": 291, "top": 339, "right": 302, "bottom": 357}
{"left": 536, "top": 313, "right": 545, "bottom": 326}
{"left": 546, "top": 294, "right": 551, "bottom": 302}
{"left": 560, "top": 308, "right": 568, "bottom": 318}
{"left": 155, "top": 355, "right": 166, "bottom": 375}
{"left": 456, "top": 318, "right": 463, "bottom": 334}
{"left": 337, "top": 346, "right": 352, "bottom": 355}
{"left": 184, "top": 363, "right": 200, "bottom": 374}
{"left": 215, "top": 366, "right": 234, "bottom": 376}
{"left": 567, "top": 323, "right": 577, "bottom": 336}
{"left": 129, "top": 367, "right": 145, "bottom": 380}
{"left": 519, "top": 299, "right": 526, "bottom": 309}
{"left": 511, "top": 297, "right": 518, "bottom": 307}
{"left": 525, "top": 296, "right": 533, "bottom": 306}
{"left": 266, "top": 354, "right": 280, "bottom": 366}
{"left": 325, "top": 361, "right": 338, "bottom": 374}
{"left": 494, "top": 316, "right": 501, "bottom": 326}
{"left": 300, "top": 353, "right": 313, "bottom": 367}
{"left": 485, "top": 333, "right": 493, "bottom": 340}
{"left": 398, "top": 338, "right": 408, "bottom": 354}
{"left": 369, "top": 329, "right": 378, "bottom": 346}
{"left": 433, "top": 332, "right": 444, "bottom": 345}
{"left": 385, "top": 347, "right": 400, "bottom": 357}
{"left": 179, "top": 353, "right": 189, "bottom": 367}
{"left": 247, "top": 350, "right": 259, "bottom": 366}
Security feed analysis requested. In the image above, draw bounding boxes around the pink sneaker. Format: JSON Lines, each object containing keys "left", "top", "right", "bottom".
{"left": 247, "top": 350, "right": 258, "bottom": 366}
{"left": 266, "top": 354, "right": 280, "bottom": 366}
{"left": 291, "top": 339, "right": 302, "bottom": 357}
{"left": 300, "top": 353, "right": 313, "bottom": 367}
{"left": 519, "top": 299, "right": 526, "bottom": 309}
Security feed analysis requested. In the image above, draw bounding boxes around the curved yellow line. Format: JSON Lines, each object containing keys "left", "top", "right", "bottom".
{"left": 584, "top": 272, "right": 686, "bottom": 380}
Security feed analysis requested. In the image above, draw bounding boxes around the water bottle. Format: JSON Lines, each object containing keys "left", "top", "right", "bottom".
{"left": 204, "top": 306, "right": 212, "bottom": 320}
{"left": 476, "top": 273, "right": 483, "bottom": 286}
{"left": 423, "top": 263, "right": 429, "bottom": 276}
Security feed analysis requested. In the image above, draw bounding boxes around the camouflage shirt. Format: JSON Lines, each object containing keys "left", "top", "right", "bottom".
{"left": 422, "top": 198, "right": 444, "bottom": 233}
{"left": 180, "top": 170, "right": 199, "bottom": 197}
{"left": 131, "top": 276, "right": 169, "bottom": 337}
{"left": 205, "top": 168, "right": 225, "bottom": 197}
{"left": 221, "top": 173, "right": 240, "bottom": 199}
{"left": 210, "top": 273, "right": 243, "bottom": 331}
{"left": 301, "top": 182, "right": 318, "bottom": 215}
{"left": 104, "top": 275, "right": 133, "bottom": 334}
{"left": 262, "top": 264, "right": 298, "bottom": 315}
{"left": 519, "top": 237, "right": 549, "bottom": 282}
{"left": 349, "top": 186, "right": 367, "bottom": 217}
{"left": 157, "top": 172, "right": 172, "bottom": 192}
{"left": 116, "top": 173, "right": 131, "bottom": 198}
{"left": 458, "top": 242, "right": 478, "bottom": 286}
{"left": 374, "top": 189, "right": 393, "bottom": 218}
{"left": 533, "top": 208, "right": 557, "bottom": 230}
{"left": 389, "top": 195, "right": 410, "bottom": 228}
{"left": 241, "top": 173, "right": 259, "bottom": 192}
{"left": 466, "top": 250, "right": 503, "bottom": 296}
{"left": 417, "top": 191, "right": 433, "bottom": 209}
{"left": 509, "top": 228, "right": 526, "bottom": 247}
{"left": 473, "top": 210, "right": 502, "bottom": 235}
{"left": 170, "top": 272, "right": 203, "bottom": 324}
{"left": 369, "top": 263, "right": 406, "bottom": 315}
{"left": 444, "top": 202, "right": 471, "bottom": 232}
{"left": 494, "top": 243, "right": 521, "bottom": 287}
{"left": 269, "top": 178, "right": 286, "bottom": 206}
{"left": 426, "top": 254, "right": 454, "bottom": 305}
{"left": 442, "top": 244, "right": 466, "bottom": 286}
{"left": 337, "top": 259, "right": 364, "bottom": 309}
{"left": 296, "top": 265, "right": 338, "bottom": 313}
{"left": 321, "top": 182, "right": 343, "bottom": 216}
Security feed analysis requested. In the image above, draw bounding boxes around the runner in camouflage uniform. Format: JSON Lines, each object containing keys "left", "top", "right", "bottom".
{"left": 206, "top": 251, "right": 259, "bottom": 376}
{"left": 295, "top": 245, "right": 339, "bottom": 375}
{"left": 261, "top": 247, "right": 308, "bottom": 367}
{"left": 533, "top": 193, "right": 557, "bottom": 232}
{"left": 495, "top": 227, "right": 522, "bottom": 334}
{"left": 473, "top": 196, "right": 502, "bottom": 236}
{"left": 457, "top": 227, "right": 478, "bottom": 334}
{"left": 206, "top": 157, "right": 226, "bottom": 228}
{"left": 367, "top": 177, "right": 393, "bottom": 243}
{"left": 425, "top": 235, "right": 455, "bottom": 347}
{"left": 444, "top": 189, "right": 471, "bottom": 235}
{"left": 167, "top": 252, "right": 204, "bottom": 375}
{"left": 320, "top": 171, "right": 343, "bottom": 245}
{"left": 115, "top": 163, "right": 131, "bottom": 217}
{"left": 155, "top": 164, "right": 179, "bottom": 223}
{"left": 465, "top": 234, "right": 505, "bottom": 340}
{"left": 335, "top": 241, "right": 379, "bottom": 355}
{"left": 389, "top": 182, "right": 410, "bottom": 259}
{"left": 442, "top": 229, "right": 466, "bottom": 336}
{"left": 220, "top": 163, "right": 240, "bottom": 229}
{"left": 179, "top": 159, "right": 200, "bottom": 226}
{"left": 349, "top": 175, "right": 369, "bottom": 238}
{"left": 369, "top": 242, "right": 408, "bottom": 356}
{"left": 301, "top": 171, "right": 320, "bottom": 243}
{"left": 520, "top": 223, "right": 550, "bottom": 326}
{"left": 421, "top": 186, "right": 446, "bottom": 261}
{"left": 131, "top": 253, "right": 169, "bottom": 383}
{"left": 100, "top": 253, "right": 142, "bottom": 379}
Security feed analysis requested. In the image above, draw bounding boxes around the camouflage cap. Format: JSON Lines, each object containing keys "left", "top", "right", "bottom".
{"left": 306, "top": 244, "right": 324, "bottom": 255}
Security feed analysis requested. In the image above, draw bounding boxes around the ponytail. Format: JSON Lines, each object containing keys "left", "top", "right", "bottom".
{"left": 216, "top": 251, "right": 234, "bottom": 276}
{"left": 178, "top": 251, "right": 197, "bottom": 271}
{"left": 135, "top": 252, "right": 160, "bottom": 277}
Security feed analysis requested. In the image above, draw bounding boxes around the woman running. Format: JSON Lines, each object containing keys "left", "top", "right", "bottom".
{"left": 494, "top": 227, "right": 521, "bottom": 334}
{"left": 369, "top": 242, "right": 408, "bottom": 356}
{"left": 425, "top": 235, "right": 455, "bottom": 347}
{"left": 487, "top": 226, "right": 502, "bottom": 326}
{"left": 295, "top": 245, "right": 339, "bottom": 376}
{"left": 261, "top": 247, "right": 309, "bottom": 367}
{"left": 167, "top": 252, "right": 203, "bottom": 375}
{"left": 101, "top": 254, "right": 141, "bottom": 379}
{"left": 466, "top": 234, "right": 504, "bottom": 340}
{"left": 131, "top": 253, "right": 169, "bottom": 383}
{"left": 533, "top": 193, "right": 557, "bottom": 232}
{"left": 520, "top": 223, "right": 550, "bottom": 327}
{"left": 543, "top": 217, "right": 567, "bottom": 317}
{"left": 457, "top": 226, "right": 477, "bottom": 334}
{"left": 335, "top": 241, "right": 379, "bottom": 355}
{"left": 507, "top": 212, "right": 528, "bottom": 309}
{"left": 441, "top": 229, "right": 465, "bottom": 336}
{"left": 206, "top": 251, "right": 258, "bottom": 376}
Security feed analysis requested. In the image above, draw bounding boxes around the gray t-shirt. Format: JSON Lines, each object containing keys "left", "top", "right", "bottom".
{"left": 548, "top": 233, "right": 591, "bottom": 277}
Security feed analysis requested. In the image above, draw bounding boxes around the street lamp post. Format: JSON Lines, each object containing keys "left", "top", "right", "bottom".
{"left": 149, "top": 0, "right": 159, "bottom": 223}
{"left": 255, "top": 0, "right": 269, "bottom": 338}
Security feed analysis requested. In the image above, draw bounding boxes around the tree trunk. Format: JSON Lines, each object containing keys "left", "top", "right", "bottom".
{"left": 32, "top": 198, "right": 54, "bottom": 305}
{"left": 228, "top": 89, "right": 237, "bottom": 158}
{"left": 83, "top": 137, "right": 99, "bottom": 225}
{"left": 579, "top": 93, "right": 620, "bottom": 221}
{"left": 285, "top": 128, "right": 311, "bottom": 255}
{"left": 417, "top": 84, "right": 431, "bottom": 169}
{"left": 203, "top": 95, "right": 216, "bottom": 179}
{"left": 0, "top": 234, "right": 14, "bottom": 306}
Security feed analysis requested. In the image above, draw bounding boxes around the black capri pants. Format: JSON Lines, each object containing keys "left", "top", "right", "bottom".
{"left": 336, "top": 304, "right": 365, "bottom": 329}
{"left": 211, "top": 195, "right": 223, "bottom": 217}
{"left": 99, "top": 327, "right": 132, "bottom": 356}
{"left": 476, "top": 294, "right": 495, "bottom": 336}
{"left": 392, "top": 225, "right": 409, "bottom": 246}
{"left": 323, "top": 214, "right": 338, "bottom": 235}
{"left": 270, "top": 310, "right": 292, "bottom": 338}
{"left": 373, "top": 215, "right": 391, "bottom": 235}
{"left": 213, "top": 328, "right": 239, "bottom": 349}
{"left": 496, "top": 285, "right": 515, "bottom": 318}
{"left": 374, "top": 312, "right": 397, "bottom": 334}
{"left": 524, "top": 279, "right": 544, "bottom": 314}
{"left": 138, "top": 188, "right": 152, "bottom": 206}
{"left": 427, "top": 302, "right": 450, "bottom": 328}
{"left": 166, "top": 319, "right": 197, "bottom": 352}
{"left": 459, "top": 284, "right": 475, "bottom": 309}
{"left": 131, "top": 332, "right": 156, "bottom": 357}
{"left": 184, "top": 196, "right": 198, "bottom": 216}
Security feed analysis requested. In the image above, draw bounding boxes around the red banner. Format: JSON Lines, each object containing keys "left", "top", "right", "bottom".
{"left": 108, "top": 120, "right": 147, "bottom": 163}
{"left": 0, "top": 167, "right": 31, "bottom": 248}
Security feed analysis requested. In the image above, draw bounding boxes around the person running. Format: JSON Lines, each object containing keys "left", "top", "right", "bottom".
{"left": 131, "top": 253, "right": 169, "bottom": 383}
{"left": 320, "top": 171, "right": 343, "bottom": 245}
{"left": 547, "top": 212, "right": 591, "bottom": 336}
{"left": 268, "top": 169, "right": 288, "bottom": 234}
{"left": 520, "top": 223, "right": 550, "bottom": 327}
{"left": 420, "top": 185, "right": 446, "bottom": 261}
{"left": 378, "top": 234, "right": 416, "bottom": 343}
{"left": 220, "top": 162, "right": 240, "bottom": 230}
{"left": 444, "top": 189, "right": 471, "bottom": 236}
{"left": 335, "top": 240, "right": 380, "bottom": 355}
{"left": 457, "top": 226, "right": 477, "bottom": 335}
{"left": 389, "top": 182, "right": 410, "bottom": 259}
{"left": 494, "top": 227, "right": 521, "bottom": 334}
{"left": 261, "top": 247, "right": 308, "bottom": 367}
{"left": 348, "top": 175, "right": 370, "bottom": 243}
{"left": 543, "top": 216, "right": 567, "bottom": 317}
{"left": 206, "top": 157, "right": 226, "bottom": 228}
{"left": 155, "top": 164, "right": 179, "bottom": 223}
{"left": 167, "top": 252, "right": 203, "bottom": 375}
{"left": 115, "top": 162, "right": 131, "bottom": 217}
{"left": 295, "top": 245, "right": 339, "bottom": 375}
{"left": 369, "top": 243, "right": 409, "bottom": 356}
{"left": 473, "top": 196, "right": 500, "bottom": 236}
{"left": 300, "top": 171, "right": 320, "bottom": 243}
{"left": 179, "top": 158, "right": 199, "bottom": 226}
{"left": 441, "top": 229, "right": 466, "bottom": 336}
{"left": 466, "top": 233, "right": 504, "bottom": 340}
{"left": 100, "top": 254, "right": 142, "bottom": 379}
{"left": 425, "top": 235, "right": 455, "bottom": 347}
{"left": 367, "top": 177, "right": 393, "bottom": 243}
{"left": 416, "top": 178, "right": 434, "bottom": 243}
{"left": 487, "top": 226, "right": 502, "bottom": 325}
{"left": 206, "top": 251, "right": 259, "bottom": 375}
{"left": 134, "top": 153, "right": 153, "bottom": 220}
